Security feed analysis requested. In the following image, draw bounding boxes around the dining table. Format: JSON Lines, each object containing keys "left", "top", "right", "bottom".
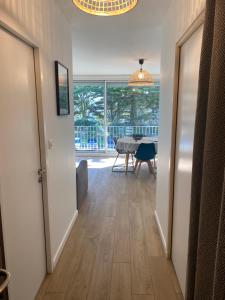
{"left": 116, "top": 136, "right": 158, "bottom": 174}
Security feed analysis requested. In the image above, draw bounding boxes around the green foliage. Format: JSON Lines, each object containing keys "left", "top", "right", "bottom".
{"left": 74, "top": 84, "right": 104, "bottom": 126}
{"left": 73, "top": 82, "right": 159, "bottom": 126}
{"left": 107, "top": 85, "right": 159, "bottom": 126}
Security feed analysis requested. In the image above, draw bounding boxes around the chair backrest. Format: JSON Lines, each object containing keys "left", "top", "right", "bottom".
{"left": 135, "top": 143, "right": 156, "bottom": 161}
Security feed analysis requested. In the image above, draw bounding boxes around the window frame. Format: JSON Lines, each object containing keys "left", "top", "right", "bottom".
{"left": 73, "top": 79, "right": 160, "bottom": 153}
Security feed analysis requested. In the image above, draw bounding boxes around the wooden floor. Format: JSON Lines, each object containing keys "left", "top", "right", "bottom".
{"left": 36, "top": 157, "right": 183, "bottom": 300}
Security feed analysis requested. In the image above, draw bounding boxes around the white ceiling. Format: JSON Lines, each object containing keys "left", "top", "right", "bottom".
{"left": 56, "top": 0, "right": 171, "bottom": 76}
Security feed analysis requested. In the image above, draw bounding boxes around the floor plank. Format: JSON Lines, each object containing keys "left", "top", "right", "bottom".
{"left": 132, "top": 296, "right": 155, "bottom": 300}
{"left": 87, "top": 217, "right": 115, "bottom": 300}
{"left": 110, "top": 263, "right": 131, "bottom": 300}
{"left": 35, "top": 275, "right": 52, "bottom": 300}
{"left": 46, "top": 226, "right": 86, "bottom": 293}
{"left": 113, "top": 199, "right": 130, "bottom": 263}
{"left": 37, "top": 157, "right": 181, "bottom": 300}
{"left": 129, "top": 202, "right": 153, "bottom": 295}
{"left": 167, "top": 261, "right": 183, "bottom": 297}
{"left": 150, "top": 256, "right": 179, "bottom": 300}
{"left": 42, "top": 293, "right": 64, "bottom": 300}
{"left": 64, "top": 238, "right": 98, "bottom": 300}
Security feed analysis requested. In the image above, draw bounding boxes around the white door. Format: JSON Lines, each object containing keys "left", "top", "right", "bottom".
{"left": 0, "top": 28, "right": 46, "bottom": 299}
{"left": 172, "top": 25, "right": 203, "bottom": 296}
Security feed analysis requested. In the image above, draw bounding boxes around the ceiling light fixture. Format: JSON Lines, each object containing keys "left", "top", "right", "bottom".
{"left": 128, "top": 59, "right": 154, "bottom": 87}
{"left": 72, "top": 0, "right": 138, "bottom": 17}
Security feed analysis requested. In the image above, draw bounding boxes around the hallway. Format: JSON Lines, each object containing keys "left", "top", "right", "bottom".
{"left": 37, "top": 158, "right": 182, "bottom": 300}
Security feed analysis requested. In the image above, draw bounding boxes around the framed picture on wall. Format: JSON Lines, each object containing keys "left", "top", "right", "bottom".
{"left": 55, "top": 61, "right": 70, "bottom": 116}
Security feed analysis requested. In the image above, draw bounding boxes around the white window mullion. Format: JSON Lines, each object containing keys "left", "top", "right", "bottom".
{"left": 104, "top": 80, "right": 108, "bottom": 153}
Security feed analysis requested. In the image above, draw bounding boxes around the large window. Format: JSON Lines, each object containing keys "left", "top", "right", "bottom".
{"left": 74, "top": 81, "right": 160, "bottom": 151}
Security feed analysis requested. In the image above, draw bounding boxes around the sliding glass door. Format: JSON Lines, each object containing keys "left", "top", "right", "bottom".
{"left": 73, "top": 80, "right": 160, "bottom": 152}
{"left": 107, "top": 82, "right": 159, "bottom": 149}
{"left": 74, "top": 81, "right": 105, "bottom": 151}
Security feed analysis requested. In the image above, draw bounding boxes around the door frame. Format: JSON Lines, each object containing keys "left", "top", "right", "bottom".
{"left": 0, "top": 203, "right": 8, "bottom": 299}
{"left": 167, "top": 11, "right": 205, "bottom": 258}
{"left": 0, "top": 14, "right": 52, "bottom": 272}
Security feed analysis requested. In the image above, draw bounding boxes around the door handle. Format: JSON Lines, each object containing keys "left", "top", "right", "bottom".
{"left": 0, "top": 269, "right": 10, "bottom": 293}
{"left": 37, "top": 168, "right": 46, "bottom": 183}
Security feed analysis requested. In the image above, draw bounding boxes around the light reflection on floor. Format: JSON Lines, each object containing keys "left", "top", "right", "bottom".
{"left": 75, "top": 156, "right": 157, "bottom": 178}
{"left": 76, "top": 156, "right": 128, "bottom": 169}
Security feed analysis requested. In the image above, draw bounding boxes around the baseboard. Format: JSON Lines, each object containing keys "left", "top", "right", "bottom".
{"left": 154, "top": 210, "right": 168, "bottom": 256}
{"left": 53, "top": 209, "right": 78, "bottom": 269}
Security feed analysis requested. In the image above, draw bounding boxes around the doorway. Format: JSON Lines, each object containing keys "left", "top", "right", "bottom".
{"left": 171, "top": 23, "right": 204, "bottom": 296}
{"left": 0, "top": 27, "right": 46, "bottom": 299}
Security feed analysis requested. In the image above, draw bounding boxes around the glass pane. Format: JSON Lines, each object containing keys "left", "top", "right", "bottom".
{"left": 106, "top": 82, "right": 160, "bottom": 149}
{"left": 73, "top": 82, "right": 105, "bottom": 151}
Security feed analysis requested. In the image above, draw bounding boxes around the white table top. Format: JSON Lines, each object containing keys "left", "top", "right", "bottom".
{"left": 116, "top": 136, "right": 158, "bottom": 153}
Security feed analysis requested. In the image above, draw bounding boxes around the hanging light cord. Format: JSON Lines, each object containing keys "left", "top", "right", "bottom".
{"left": 139, "top": 58, "right": 144, "bottom": 72}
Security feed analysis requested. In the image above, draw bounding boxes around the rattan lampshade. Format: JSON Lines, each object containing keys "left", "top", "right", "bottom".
{"left": 128, "top": 59, "right": 154, "bottom": 87}
{"left": 72, "top": 0, "right": 138, "bottom": 16}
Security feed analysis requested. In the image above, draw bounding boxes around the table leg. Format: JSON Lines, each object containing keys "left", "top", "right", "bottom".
{"left": 125, "top": 153, "right": 129, "bottom": 175}
{"left": 134, "top": 159, "right": 139, "bottom": 172}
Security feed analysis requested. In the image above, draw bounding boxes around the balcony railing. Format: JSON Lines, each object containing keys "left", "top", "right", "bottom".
{"left": 75, "top": 125, "right": 159, "bottom": 151}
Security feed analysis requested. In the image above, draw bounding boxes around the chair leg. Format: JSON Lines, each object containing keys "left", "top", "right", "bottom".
{"left": 112, "top": 153, "right": 119, "bottom": 171}
{"left": 125, "top": 153, "right": 129, "bottom": 175}
{"left": 136, "top": 161, "right": 142, "bottom": 177}
{"left": 147, "top": 160, "right": 156, "bottom": 178}
{"left": 153, "top": 157, "right": 157, "bottom": 169}
{"left": 134, "top": 159, "right": 139, "bottom": 172}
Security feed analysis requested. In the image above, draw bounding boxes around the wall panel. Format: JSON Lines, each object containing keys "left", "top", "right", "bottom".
{"left": 155, "top": 0, "right": 205, "bottom": 252}
{"left": 0, "top": 0, "right": 77, "bottom": 270}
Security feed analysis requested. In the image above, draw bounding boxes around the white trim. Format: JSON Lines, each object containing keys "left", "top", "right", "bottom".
{"left": 167, "top": 10, "right": 205, "bottom": 259}
{"left": 73, "top": 74, "right": 160, "bottom": 82}
{"left": 52, "top": 210, "right": 78, "bottom": 269}
{"left": 154, "top": 210, "right": 167, "bottom": 256}
{"left": 0, "top": 8, "right": 38, "bottom": 48}
{"left": 104, "top": 80, "right": 107, "bottom": 152}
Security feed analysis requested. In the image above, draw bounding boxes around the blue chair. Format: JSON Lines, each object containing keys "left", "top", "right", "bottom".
{"left": 134, "top": 143, "right": 156, "bottom": 177}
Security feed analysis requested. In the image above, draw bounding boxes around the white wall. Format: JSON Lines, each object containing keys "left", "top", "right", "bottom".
{"left": 0, "top": 0, "right": 77, "bottom": 270}
{"left": 155, "top": 0, "right": 205, "bottom": 253}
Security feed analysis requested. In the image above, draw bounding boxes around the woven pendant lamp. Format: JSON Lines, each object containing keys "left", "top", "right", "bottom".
{"left": 128, "top": 59, "right": 154, "bottom": 87}
{"left": 72, "top": 0, "right": 138, "bottom": 16}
